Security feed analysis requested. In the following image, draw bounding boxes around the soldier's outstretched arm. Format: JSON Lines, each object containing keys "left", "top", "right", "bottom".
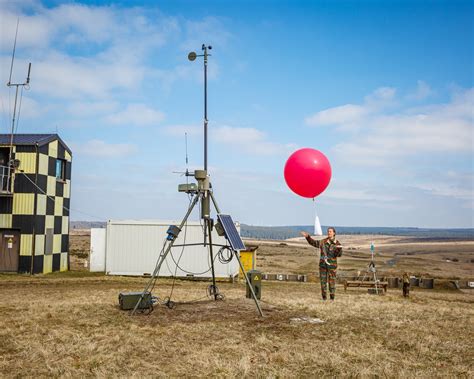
{"left": 301, "top": 231, "right": 320, "bottom": 248}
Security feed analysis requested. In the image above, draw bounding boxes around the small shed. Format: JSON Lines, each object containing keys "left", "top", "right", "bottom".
{"left": 90, "top": 220, "right": 240, "bottom": 280}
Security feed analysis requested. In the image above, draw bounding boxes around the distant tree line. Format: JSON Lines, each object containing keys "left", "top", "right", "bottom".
{"left": 70, "top": 221, "right": 473, "bottom": 240}
{"left": 240, "top": 224, "right": 474, "bottom": 240}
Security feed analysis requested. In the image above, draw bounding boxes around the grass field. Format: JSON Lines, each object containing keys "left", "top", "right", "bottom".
{"left": 1, "top": 273, "right": 473, "bottom": 377}
{"left": 1, "top": 232, "right": 473, "bottom": 377}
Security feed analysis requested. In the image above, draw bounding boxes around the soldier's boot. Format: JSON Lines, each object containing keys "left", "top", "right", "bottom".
{"left": 321, "top": 285, "right": 328, "bottom": 300}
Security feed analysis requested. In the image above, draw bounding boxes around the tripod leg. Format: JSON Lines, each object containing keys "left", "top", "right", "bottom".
{"left": 131, "top": 194, "right": 200, "bottom": 315}
{"left": 209, "top": 191, "right": 262, "bottom": 316}
{"left": 235, "top": 251, "right": 264, "bottom": 317}
{"left": 209, "top": 191, "right": 221, "bottom": 213}
{"left": 206, "top": 218, "right": 219, "bottom": 300}
{"left": 373, "top": 270, "right": 379, "bottom": 294}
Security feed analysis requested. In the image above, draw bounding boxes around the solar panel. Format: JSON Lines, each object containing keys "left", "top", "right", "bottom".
{"left": 217, "top": 214, "right": 246, "bottom": 251}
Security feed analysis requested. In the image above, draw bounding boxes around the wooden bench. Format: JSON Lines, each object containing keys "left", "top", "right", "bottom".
{"left": 344, "top": 280, "right": 388, "bottom": 292}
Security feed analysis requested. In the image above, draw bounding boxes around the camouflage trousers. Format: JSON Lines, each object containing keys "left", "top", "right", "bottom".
{"left": 319, "top": 259, "right": 337, "bottom": 300}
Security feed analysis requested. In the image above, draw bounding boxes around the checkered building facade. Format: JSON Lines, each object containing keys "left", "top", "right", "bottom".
{"left": 0, "top": 134, "right": 72, "bottom": 274}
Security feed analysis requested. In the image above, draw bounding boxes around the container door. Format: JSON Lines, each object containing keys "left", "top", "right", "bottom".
{"left": 0, "top": 230, "right": 20, "bottom": 272}
{"left": 90, "top": 228, "right": 106, "bottom": 272}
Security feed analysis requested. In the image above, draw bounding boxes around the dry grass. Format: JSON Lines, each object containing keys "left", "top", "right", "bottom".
{"left": 1, "top": 232, "right": 472, "bottom": 377}
{"left": 0, "top": 273, "right": 473, "bottom": 377}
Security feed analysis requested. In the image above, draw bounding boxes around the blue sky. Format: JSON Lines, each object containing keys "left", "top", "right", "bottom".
{"left": 0, "top": 0, "right": 472, "bottom": 227}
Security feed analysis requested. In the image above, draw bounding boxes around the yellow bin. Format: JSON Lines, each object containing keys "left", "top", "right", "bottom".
{"left": 239, "top": 245, "right": 258, "bottom": 278}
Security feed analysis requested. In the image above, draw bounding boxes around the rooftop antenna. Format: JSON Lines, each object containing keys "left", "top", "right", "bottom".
{"left": 131, "top": 45, "right": 263, "bottom": 317}
{"left": 5, "top": 18, "right": 32, "bottom": 192}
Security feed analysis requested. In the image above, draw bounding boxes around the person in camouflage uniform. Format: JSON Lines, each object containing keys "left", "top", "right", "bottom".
{"left": 301, "top": 228, "right": 343, "bottom": 300}
{"left": 402, "top": 272, "right": 410, "bottom": 297}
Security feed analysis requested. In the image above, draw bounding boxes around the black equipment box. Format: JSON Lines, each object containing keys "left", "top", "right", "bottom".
{"left": 119, "top": 291, "right": 153, "bottom": 310}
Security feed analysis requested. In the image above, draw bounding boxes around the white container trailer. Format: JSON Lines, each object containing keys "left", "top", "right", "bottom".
{"left": 90, "top": 220, "right": 239, "bottom": 280}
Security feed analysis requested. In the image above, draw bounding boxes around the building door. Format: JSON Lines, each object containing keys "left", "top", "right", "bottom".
{"left": 0, "top": 230, "right": 20, "bottom": 272}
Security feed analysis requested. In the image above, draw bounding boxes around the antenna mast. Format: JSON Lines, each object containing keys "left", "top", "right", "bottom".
{"left": 188, "top": 44, "right": 212, "bottom": 171}
{"left": 6, "top": 18, "right": 32, "bottom": 176}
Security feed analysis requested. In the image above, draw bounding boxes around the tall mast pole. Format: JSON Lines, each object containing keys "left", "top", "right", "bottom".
{"left": 203, "top": 45, "right": 208, "bottom": 171}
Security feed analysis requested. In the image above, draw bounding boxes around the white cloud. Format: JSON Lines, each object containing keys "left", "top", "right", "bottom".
{"left": 415, "top": 183, "right": 473, "bottom": 202}
{"left": 162, "top": 123, "right": 297, "bottom": 156}
{"left": 73, "top": 139, "right": 137, "bottom": 157}
{"left": 105, "top": 104, "right": 165, "bottom": 126}
{"left": 0, "top": 93, "right": 43, "bottom": 120}
{"left": 0, "top": 4, "right": 178, "bottom": 101}
{"left": 212, "top": 125, "right": 264, "bottom": 144}
{"left": 8, "top": 52, "right": 148, "bottom": 100}
{"left": 0, "top": 3, "right": 175, "bottom": 51}
{"left": 211, "top": 125, "right": 296, "bottom": 156}
{"left": 303, "top": 85, "right": 473, "bottom": 224}
{"left": 305, "top": 86, "right": 397, "bottom": 127}
{"left": 66, "top": 101, "right": 118, "bottom": 117}
{"left": 365, "top": 86, "right": 397, "bottom": 102}
{"left": 324, "top": 187, "right": 401, "bottom": 203}
{"left": 411, "top": 171, "right": 474, "bottom": 204}
{"left": 305, "top": 86, "right": 474, "bottom": 166}
{"left": 154, "top": 64, "right": 201, "bottom": 94}
{"left": 180, "top": 17, "right": 232, "bottom": 52}
{"left": 162, "top": 124, "right": 201, "bottom": 137}
{"left": 305, "top": 104, "right": 368, "bottom": 127}
{"left": 0, "top": 7, "right": 53, "bottom": 50}
{"left": 47, "top": 4, "right": 120, "bottom": 45}
{"left": 407, "top": 80, "right": 434, "bottom": 101}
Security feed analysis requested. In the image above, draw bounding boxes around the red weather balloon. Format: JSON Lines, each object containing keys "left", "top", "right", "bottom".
{"left": 284, "top": 148, "right": 332, "bottom": 198}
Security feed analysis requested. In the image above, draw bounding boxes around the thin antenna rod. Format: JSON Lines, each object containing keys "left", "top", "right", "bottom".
{"left": 185, "top": 132, "right": 188, "bottom": 166}
{"left": 8, "top": 18, "right": 19, "bottom": 85}
{"left": 204, "top": 46, "right": 208, "bottom": 171}
{"left": 5, "top": 18, "right": 32, "bottom": 194}
{"left": 26, "top": 62, "right": 31, "bottom": 84}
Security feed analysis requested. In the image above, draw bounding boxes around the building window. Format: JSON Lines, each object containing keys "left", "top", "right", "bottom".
{"left": 56, "top": 159, "right": 66, "bottom": 181}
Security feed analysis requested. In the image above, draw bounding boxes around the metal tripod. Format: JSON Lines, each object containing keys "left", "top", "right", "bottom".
{"left": 131, "top": 173, "right": 264, "bottom": 317}
{"left": 132, "top": 44, "right": 263, "bottom": 316}
{"left": 361, "top": 243, "right": 380, "bottom": 294}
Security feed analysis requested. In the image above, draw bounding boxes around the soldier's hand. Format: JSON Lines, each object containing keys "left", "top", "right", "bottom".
{"left": 300, "top": 231, "right": 309, "bottom": 238}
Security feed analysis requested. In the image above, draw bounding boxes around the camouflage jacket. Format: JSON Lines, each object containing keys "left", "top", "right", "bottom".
{"left": 305, "top": 236, "right": 343, "bottom": 261}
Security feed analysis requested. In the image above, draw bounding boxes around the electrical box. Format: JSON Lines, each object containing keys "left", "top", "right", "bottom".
{"left": 118, "top": 291, "right": 152, "bottom": 310}
{"left": 246, "top": 269, "right": 262, "bottom": 300}
{"left": 178, "top": 183, "right": 198, "bottom": 193}
{"left": 166, "top": 225, "right": 181, "bottom": 241}
{"left": 214, "top": 220, "right": 225, "bottom": 236}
